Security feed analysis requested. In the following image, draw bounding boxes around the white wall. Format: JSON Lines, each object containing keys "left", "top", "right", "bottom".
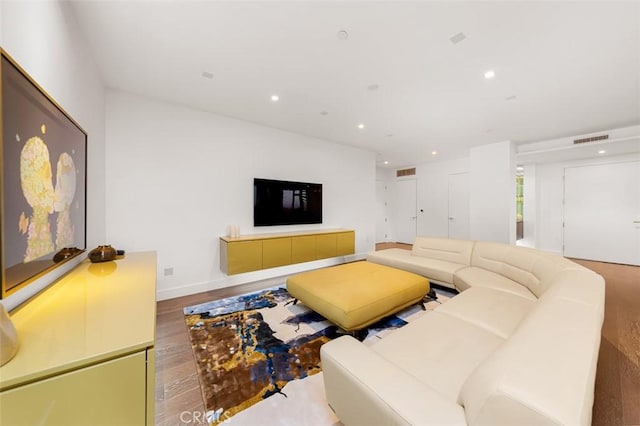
{"left": 1, "top": 0, "right": 106, "bottom": 310}
{"left": 469, "top": 141, "right": 516, "bottom": 243}
{"left": 105, "top": 91, "right": 376, "bottom": 300}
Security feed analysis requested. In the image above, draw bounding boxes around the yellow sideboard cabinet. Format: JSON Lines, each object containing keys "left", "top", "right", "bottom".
{"left": 0, "top": 252, "right": 157, "bottom": 426}
{"left": 220, "top": 229, "right": 355, "bottom": 274}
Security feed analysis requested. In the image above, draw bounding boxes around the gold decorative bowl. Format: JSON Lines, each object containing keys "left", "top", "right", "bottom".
{"left": 89, "top": 245, "right": 117, "bottom": 263}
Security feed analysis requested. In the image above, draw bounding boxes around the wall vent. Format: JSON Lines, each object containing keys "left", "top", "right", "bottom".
{"left": 396, "top": 168, "right": 416, "bottom": 177}
{"left": 573, "top": 134, "right": 609, "bottom": 144}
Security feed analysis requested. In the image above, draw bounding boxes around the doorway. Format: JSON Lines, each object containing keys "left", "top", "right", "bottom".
{"left": 396, "top": 179, "right": 417, "bottom": 244}
{"left": 516, "top": 170, "right": 524, "bottom": 240}
{"left": 375, "top": 180, "right": 389, "bottom": 242}
{"left": 563, "top": 161, "right": 640, "bottom": 266}
{"left": 448, "top": 173, "right": 470, "bottom": 239}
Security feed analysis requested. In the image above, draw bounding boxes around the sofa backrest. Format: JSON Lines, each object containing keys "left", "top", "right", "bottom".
{"left": 469, "top": 242, "right": 586, "bottom": 298}
{"left": 458, "top": 268, "right": 605, "bottom": 426}
{"left": 412, "top": 237, "right": 474, "bottom": 266}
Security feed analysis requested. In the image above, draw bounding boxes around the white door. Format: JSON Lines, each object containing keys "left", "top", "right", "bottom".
{"left": 564, "top": 161, "right": 640, "bottom": 266}
{"left": 396, "top": 179, "right": 417, "bottom": 244}
{"left": 448, "top": 173, "right": 470, "bottom": 239}
{"left": 376, "top": 180, "right": 389, "bottom": 242}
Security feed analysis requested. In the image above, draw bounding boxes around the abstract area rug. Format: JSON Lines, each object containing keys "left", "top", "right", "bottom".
{"left": 184, "top": 286, "right": 450, "bottom": 425}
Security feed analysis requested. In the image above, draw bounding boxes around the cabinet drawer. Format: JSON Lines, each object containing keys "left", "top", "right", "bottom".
{"left": 336, "top": 231, "right": 355, "bottom": 256}
{"left": 263, "top": 238, "right": 292, "bottom": 269}
{"left": 227, "top": 240, "right": 263, "bottom": 274}
{"left": 291, "top": 235, "right": 316, "bottom": 263}
{"left": 316, "top": 234, "right": 337, "bottom": 259}
{"left": 0, "top": 351, "right": 147, "bottom": 426}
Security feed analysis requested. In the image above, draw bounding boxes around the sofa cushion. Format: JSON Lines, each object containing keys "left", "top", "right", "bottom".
{"left": 321, "top": 336, "right": 468, "bottom": 426}
{"left": 435, "top": 287, "right": 535, "bottom": 339}
{"left": 412, "top": 237, "right": 474, "bottom": 266}
{"left": 539, "top": 268, "right": 606, "bottom": 311}
{"left": 469, "top": 243, "right": 545, "bottom": 293}
{"left": 454, "top": 267, "right": 536, "bottom": 300}
{"left": 367, "top": 249, "right": 464, "bottom": 287}
{"left": 371, "top": 311, "right": 505, "bottom": 401}
{"left": 468, "top": 242, "right": 586, "bottom": 298}
{"left": 532, "top": 254, "right": 593, "bottom": 297}
{"left": 459, "top": 274, "right": 605, "bottom": 426}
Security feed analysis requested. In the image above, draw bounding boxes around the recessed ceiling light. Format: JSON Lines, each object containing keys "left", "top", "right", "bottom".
{"left": 431, "top": 151, "right": 437, "bottom": 156}
{"left": 386, "top": 134, "right": 393, "bottom": 137}
{"left": 367, "top": 84, "right": 379, "bottom": 91}
{"left": 598, "top": 150, "right": 606, "bottom": 154}
{"left": 337, "top": 30, "right": 349, "bottom": 40}
{"left": 201, "top": 71, "right": 214, "bottom": 79}
{"left": 383, "top": 161, "right": 389, "bottom": 165}
{"left": 516, "top": 166, "right": 524, "bottom": 172}
{"left": 484, "top": 70, "right": 495, "bottom": 79}
{"left": 271, "top": 95, "right": 279, "bottom": 102}
{"left": 506, "top": 95, "right": 517, "bottom": 101}
{"left": 357, "top": 123, "right": 365, "bottom": 129}
{"left": 320, "top": 111, "right": 328, "bottom": 116}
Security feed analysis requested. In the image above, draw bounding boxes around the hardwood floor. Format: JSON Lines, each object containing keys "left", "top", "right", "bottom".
{"left": 571, "top": 259, "right": 640, "bottom": 426}
{"left": 154, "top": 245, "right": 639, "bottom": 425}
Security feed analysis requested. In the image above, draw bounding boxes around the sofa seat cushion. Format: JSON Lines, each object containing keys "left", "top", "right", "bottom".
{"left": 459, "top": 276, "right": 605, "bottom": 426}
{"left": 320, "top": 336, "right": 468, "bottom": 426}
{"left": 434, "top": 287, "right": 535, "bottom": 339}
{"left": 371, "top": 311, "right": 505, "bottom": 401}
{"left": 367, "top": 249, "right": 465, "bottom": 287}
{"left": 454, "top": 267, "right": 537, "bottom": 300}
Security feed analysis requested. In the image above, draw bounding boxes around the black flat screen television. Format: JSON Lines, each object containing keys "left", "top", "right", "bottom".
{"left": 254, "top": 178, "right": 322, "bottom": 226}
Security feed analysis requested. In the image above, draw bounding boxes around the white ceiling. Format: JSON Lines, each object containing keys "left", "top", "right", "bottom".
{"left": 69, "top": 1, "right": 640, "bottom": 167}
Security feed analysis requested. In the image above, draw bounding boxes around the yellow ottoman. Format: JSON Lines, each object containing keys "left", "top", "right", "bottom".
{"left": 286, "top": 261, "right": 430, "bottom": 332}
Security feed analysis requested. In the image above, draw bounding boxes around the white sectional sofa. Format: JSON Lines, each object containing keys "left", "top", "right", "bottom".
{"left": 321, "top": 237, "right": 605, "bottom": 426}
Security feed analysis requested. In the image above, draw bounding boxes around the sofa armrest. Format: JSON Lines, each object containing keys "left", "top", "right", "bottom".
{"left": 321, "top": 335, "right": 467, "bottom": 425}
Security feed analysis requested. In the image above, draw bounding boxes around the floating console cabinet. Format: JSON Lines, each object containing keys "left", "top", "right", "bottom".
{"left": 220, "top": 229, "right": 355, "bottom": 275}
{"left": 0, "top": 252, "right": 157, "bottom": 425}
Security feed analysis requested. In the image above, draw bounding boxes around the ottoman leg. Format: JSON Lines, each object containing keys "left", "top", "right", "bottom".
{"left": 427, "top": 289, "right": 437, "bottom": 300}
{"left": 421, "top": 289, "right": 438, "bottom": 309}
{"left": 352, "top": 329, "right": 369, "bottom": 342}
{"left": 422, "top": 289, "right": 437, "bottom": 303}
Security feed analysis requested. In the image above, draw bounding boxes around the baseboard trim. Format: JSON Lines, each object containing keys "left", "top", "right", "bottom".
{"left": 156, "top": 252, "right": 367, "bottom": 301}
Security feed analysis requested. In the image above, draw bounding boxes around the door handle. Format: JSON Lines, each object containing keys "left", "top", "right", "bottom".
{"left": 448, "top": 217, "right": 454, "bottom": 221}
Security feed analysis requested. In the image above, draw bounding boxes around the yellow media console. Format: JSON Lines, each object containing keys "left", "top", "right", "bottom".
{"left": 0, "top": 252, "right": 157, "bottom": 425}
{"left": 220, "top": 229, "right": 355, "bottom": 275}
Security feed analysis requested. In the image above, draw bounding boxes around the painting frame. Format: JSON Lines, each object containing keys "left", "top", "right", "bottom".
{"left": 1, "top": 49, "right": 87, "bottom": 299}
